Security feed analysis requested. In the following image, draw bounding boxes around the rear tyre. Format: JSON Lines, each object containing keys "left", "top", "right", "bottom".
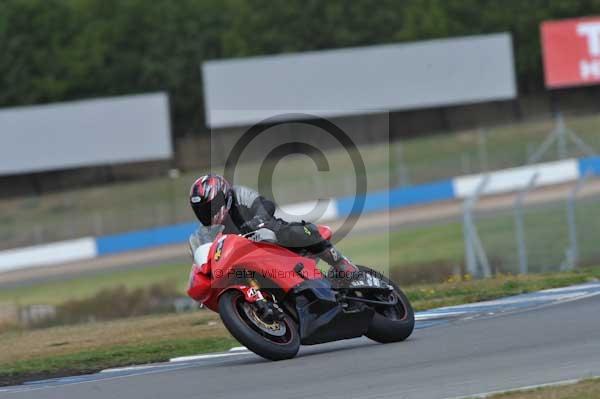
{"left": 218, "top": 290, "right": 300, "bottom": 361}
{"left": 358, "top": 266, "right": 415, "bottom": 343}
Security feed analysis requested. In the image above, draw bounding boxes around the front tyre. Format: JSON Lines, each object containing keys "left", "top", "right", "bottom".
{"left": 358, "top": 266, "right": 415, "bottom": 343}
{"left": 218, "top": 290, "right": 300, "bottom": 361}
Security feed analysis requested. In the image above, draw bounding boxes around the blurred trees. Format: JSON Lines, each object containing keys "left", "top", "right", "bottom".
{"left": 1, "top": 0, "right": 600, "bottom": 136}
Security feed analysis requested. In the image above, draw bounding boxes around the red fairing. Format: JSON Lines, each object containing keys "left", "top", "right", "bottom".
{"left": 187, "top": 264, "right": 212, "bottom": 303}
{"left": 187, "top": 229, "right": 326, "bottom": 312}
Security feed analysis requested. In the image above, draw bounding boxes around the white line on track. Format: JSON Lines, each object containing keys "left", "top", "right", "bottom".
{"left": 169, "top": 351, "right": 250, "bottom": 363}
{"left": 540, "top": 282, "right": 600, "bottom": 293}
{"left": 98, "top": 347, "right": 252, "bottom": 374}
{"left": 100, "top": 365, "right": 168, "bottom": 374}
{"left": 228, "top": 346, "right": 248, "bottom": 352}
{"left": 0, "top": 364, "right": 201, "bottom": 395}
{"left": 415, "top": 311, "right": 468, "bottom": 320}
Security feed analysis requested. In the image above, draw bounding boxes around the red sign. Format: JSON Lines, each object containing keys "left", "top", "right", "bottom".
{"left": 541, "top": 16, "right": 600, "bottom": 88}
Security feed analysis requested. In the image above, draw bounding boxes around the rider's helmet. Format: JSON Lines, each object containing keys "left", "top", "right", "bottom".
{"left": 189, "top": 174, "right": 233, "bottom": 226}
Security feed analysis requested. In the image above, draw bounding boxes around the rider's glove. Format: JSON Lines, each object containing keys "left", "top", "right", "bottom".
{"left": 241, "top": 216, "right": 268, "bottom": 232}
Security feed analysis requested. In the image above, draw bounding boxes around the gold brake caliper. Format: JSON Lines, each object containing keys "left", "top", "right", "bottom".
{"left": 248, "top": 279, "right": 281, "bottom": 331}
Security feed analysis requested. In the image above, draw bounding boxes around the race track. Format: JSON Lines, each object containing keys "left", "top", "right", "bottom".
{"left": 3, "top": 283, "right": 600, "bottom": 399}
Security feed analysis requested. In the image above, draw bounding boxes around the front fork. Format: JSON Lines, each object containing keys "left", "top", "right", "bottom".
{"left": 239, "top": 279, "right": 284, "bottom": 323}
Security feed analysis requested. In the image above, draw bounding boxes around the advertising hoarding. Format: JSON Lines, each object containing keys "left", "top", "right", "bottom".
{"left": 541, "top": 16, "right": 600, "bottom": 88}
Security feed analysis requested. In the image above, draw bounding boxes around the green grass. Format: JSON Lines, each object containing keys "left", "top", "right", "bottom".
{"left": 2, "top": 112, "right": 600, "bottom": 249}
{"left": 0, "top": 311, "right": 234, "bottom": 386}
{"left": 484, "top": 378, "right": 600, "bottom": 399}
{"left": 0, "top": 263, "right": 191, "bottom": 305}
{"left": 406, "top": 266, "right": 600, "bottom": 311}
{"left": 0, "top": 337, "right": 238, "bottom": 386}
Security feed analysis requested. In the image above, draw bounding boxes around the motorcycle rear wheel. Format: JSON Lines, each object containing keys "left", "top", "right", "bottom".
{"left": 218, "top": 290, "right": 300, "bottom": 361}
{"left": 357, "top": 266, "right": 415, "bottom": 343}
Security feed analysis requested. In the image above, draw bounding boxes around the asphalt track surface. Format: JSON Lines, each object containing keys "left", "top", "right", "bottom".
{"left": 2, "top": 283, "right": 600, "bottom": 399}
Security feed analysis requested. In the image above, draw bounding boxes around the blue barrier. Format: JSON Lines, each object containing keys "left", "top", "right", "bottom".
{"left": 336, "top": 179, "right": 455, "bottom": 216}
{"left": 96, "top": 180, "right": 455, "bottom": 256}
{"left": 94, "top": 156, "right": 590, "bottom": 257}
{"left": 96, "top": 221, "right": 197, "bottom": 256}
{"left": 10, "top": 156, "right": 596, "bottom": 260}
{"left": 578, "top": 156, "right": 600, "bottom": 176}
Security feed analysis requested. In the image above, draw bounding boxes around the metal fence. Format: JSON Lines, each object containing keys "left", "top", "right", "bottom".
{"left": 1, "top": 112, "right": 600, "bottom": 251}
{"left": 463, "top": 173, "right": 600, "bottom": 277}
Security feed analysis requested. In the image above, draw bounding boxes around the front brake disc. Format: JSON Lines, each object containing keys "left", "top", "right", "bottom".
{"left": 242, "top": 302, "right": 287, "bottom": 337}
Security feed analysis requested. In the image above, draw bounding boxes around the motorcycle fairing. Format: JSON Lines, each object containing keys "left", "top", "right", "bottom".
{"left": 293, "top": 279, "right": 374, "bottom": 345}
{"left": 189, "top": 233, "right": 324, "bottom": 311}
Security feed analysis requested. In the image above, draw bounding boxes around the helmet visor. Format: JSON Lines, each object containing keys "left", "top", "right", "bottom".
{"left": 192, "top": 191, "right": 226, "bottom": 226}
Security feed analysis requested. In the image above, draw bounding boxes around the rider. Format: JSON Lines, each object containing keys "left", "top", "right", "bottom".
{"left": 189, "top": 174, "right": 358, "bottom": 281}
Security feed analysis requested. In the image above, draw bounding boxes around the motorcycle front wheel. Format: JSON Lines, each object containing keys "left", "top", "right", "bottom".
{"left": 218, "top": 290, "right": 300, "bottom": 361}
{"left": 357, "top": 266, "right": 415, "bottom": 343}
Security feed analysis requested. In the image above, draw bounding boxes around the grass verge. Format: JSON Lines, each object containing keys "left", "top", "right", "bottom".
{"left": 484, "top": 377, "right": 600, "bottom": 398}
{"left": 1, "top": 267, "right": 599, "bottom": 386}
{"left": 0, "top": 312, "right": 236, "bottom": 386}
{"left": 0, "top": 337, "right": 237, "bottom": 387}
{"left": 406, "top": 267, "right": 600, "bottom": 311}
{"left": 0, "top": 263, "right": 190, "bottom": 305}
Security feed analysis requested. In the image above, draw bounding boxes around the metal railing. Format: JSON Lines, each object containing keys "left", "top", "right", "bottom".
{"left": 1, "top": 112, "right": 599, "bottom": 250}
{"left": 462, "top": 173, "right": 600, "bottom": 277}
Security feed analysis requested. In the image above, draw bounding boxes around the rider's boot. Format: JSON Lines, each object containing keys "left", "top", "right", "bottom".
{"left": 320, "top": 246, "right": 359, "bottom": 288}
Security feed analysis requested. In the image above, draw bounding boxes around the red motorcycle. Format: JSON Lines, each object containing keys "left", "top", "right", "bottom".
{"left": 187, "top": 225, "right": 414, "bottom": 360}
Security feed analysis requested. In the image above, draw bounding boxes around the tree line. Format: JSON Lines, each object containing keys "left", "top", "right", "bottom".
{"left": 1, "top": 0, "right": 599, "bottom": 136}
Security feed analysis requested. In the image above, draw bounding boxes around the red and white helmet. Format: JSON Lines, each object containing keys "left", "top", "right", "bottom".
{"left": 189, "top": 174, "right": 232, "bottom": 226}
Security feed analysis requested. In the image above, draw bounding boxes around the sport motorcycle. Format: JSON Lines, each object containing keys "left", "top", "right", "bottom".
{"left": 187, "top": 225, "right": 414, "bottom": 360}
